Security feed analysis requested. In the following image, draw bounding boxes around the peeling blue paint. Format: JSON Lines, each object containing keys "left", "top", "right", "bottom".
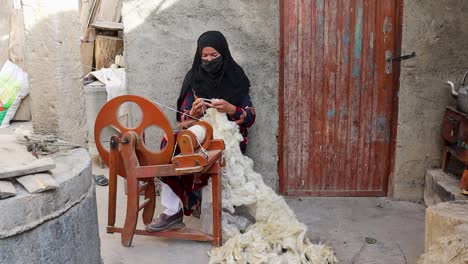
{"left": 352, "top": 7, "right": 363, "bottom": 78}
{"left": 343, "top": 33, "right": 350, "bottom": 44}
{"left": 317, "top": 0, "right": 324, "bottom": 9}
{"left": 327, "top": 109, "right": 335, "bottom": 118}
{"left": 377, "top": 116, "right": 391, "bottom": 143}
{"left": 317, "top": 15, "right": 324, "bottom": 29}
{"left": 342, "top": 29, "right": 350, "bottom": 64}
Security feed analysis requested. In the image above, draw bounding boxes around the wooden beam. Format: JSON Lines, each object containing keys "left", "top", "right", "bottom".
{"left": 0, "top": 0, "right": 12, "bottom": 66}
{"left": 80, "top": 41, "right": 95, "bottom": 75}
{"left": 83, "top": 0, "right": 102, "bottom": 41}
{"left": 9, "top": 3, "right": 25, "bottom": 68}
{"left": 96, "top": 0, "right": 122, "bottom": 22}
{"left": 91, "top": 20, "right": 123, "bottom": 31}
{"left": 12, "top": 94, "right": 31, "bottom": 121}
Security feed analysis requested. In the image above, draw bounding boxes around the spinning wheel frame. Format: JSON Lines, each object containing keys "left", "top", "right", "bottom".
{"left": 94, "top": 95, "right": 175, "bottom": 177}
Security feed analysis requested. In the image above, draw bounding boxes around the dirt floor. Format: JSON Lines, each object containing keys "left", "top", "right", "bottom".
{"left": 0, "top": 121, "right": 426, "bottom": 264}
{"left": 92, "top": 158, "right": 425, "bottom": 264}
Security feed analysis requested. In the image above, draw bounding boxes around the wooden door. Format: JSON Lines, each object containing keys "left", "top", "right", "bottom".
{"left": 279, "top": 0, "right": 402, "bottom": 196}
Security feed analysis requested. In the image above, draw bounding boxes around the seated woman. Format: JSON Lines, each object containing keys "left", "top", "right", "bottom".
{"left": 146, "top": 31, "right": 256, "bottom": 232}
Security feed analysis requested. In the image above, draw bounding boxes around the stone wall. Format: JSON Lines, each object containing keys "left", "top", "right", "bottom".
{"left": 393, "top": 0, "right": 468, "bottom": 200}
{"left": 122, "top": 0, "right": 280, "bottom": 188}
{"left": 23, "top": 0, "right": 87, "bottom": 145}
{"left": 0, "top": 149, "right": 101, "bottom": 263}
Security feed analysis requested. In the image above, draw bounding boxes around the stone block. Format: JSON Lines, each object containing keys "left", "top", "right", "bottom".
{"left": 16, "top": 173, "right": 59, "bottom": 193}
{"left": 0, "top": 158, "right": 55, "bottom": 179}
{"left": 424, "top": 169, "right": 468, "bottom": 207}
{"left": 425, "top": 200, "right": 468, "bottom": 251}
{"left": 0, "top": 180, "right": 15, "bottom": 199}
{"left": 417, "top": 224, "right": 468, "bottom": 264}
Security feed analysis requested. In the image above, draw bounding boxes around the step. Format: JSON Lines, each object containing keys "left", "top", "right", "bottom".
{"left": 424, "top": 169, "right": 468, "bottom": 207}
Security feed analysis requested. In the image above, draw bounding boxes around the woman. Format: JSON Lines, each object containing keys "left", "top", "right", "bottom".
{"left": 146, "top": 31, "right": 256, "bottom": 232}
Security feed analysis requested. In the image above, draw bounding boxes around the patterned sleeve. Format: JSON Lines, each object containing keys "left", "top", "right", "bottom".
{"left": 228, "top": 94, "right": 256, "bottom": 128}
{"left": 179, "top": 90, "right": 195, "bottom": 121}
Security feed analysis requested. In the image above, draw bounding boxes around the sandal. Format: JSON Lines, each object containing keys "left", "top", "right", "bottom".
{"left": 93, "top": 174, "right": 109, "bottom": 186}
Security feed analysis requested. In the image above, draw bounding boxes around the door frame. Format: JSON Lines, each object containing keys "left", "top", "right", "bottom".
{"left": 278, "top": 0, "right": 404, "bottom": 196}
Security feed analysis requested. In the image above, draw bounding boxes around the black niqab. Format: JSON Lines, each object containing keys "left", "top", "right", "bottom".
{"left": 176, "top": 31, "right": 250, "bottom": 121}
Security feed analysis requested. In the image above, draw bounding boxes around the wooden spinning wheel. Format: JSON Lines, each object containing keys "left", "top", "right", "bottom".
{"left": 94, "top": 95, "right": 225, "bottom": 247}
{"left": 94, "top": 94, "right": 175, "bottom": 177}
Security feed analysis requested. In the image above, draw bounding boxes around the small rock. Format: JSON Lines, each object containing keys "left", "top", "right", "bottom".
{"left": 365, "top": 237, "right": 377, "bottom": 244}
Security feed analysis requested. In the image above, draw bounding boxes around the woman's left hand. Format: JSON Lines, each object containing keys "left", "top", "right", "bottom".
{"left": 208, "top": 99, "right": 236, "bottom": 115}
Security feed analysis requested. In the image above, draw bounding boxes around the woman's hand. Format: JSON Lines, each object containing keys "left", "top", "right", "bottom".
{"left": 208, "top": 99, "right": 236, "bottom": 115}
{"left": 189, "top": 98, "right": 207, "bottom": 118}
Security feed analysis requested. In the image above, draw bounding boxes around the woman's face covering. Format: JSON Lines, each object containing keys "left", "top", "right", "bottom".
{"left": 201, "top": 47, "right": 220, "bottom": 62}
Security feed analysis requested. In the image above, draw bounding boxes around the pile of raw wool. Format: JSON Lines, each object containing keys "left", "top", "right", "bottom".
{"left": 202, "top": 109, "right": 337, "bottom": 264}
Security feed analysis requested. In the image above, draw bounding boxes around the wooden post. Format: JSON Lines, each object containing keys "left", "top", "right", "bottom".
{"left": 0, "top": 0, "right": 12, "bottom": 66}
{"left": 94, "top": 35, "right": 123, "bottom": 69}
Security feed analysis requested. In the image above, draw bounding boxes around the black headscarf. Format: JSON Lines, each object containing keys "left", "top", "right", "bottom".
{"left": 176, "top": 31, "right": 250, "bottom": 121}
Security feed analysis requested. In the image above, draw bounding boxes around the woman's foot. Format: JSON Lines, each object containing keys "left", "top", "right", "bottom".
{"left": 146, "top": 209, "right": 185, "bottom": 232}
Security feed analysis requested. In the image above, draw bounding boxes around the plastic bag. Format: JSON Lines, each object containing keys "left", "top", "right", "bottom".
{"left": 0, "top": 61, "right": 30, "bottom": 128}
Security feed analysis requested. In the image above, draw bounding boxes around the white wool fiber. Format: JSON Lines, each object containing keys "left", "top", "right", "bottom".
{"left": 203, "top": 109, "right": 337, "bottom": 264}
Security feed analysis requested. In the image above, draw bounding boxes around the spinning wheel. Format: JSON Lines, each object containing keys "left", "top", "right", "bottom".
{"left": 94, "top": 95, "right": 224, "bottom": 247}
{"left": 94, "top": 95, "right": 175, "bottom": 177}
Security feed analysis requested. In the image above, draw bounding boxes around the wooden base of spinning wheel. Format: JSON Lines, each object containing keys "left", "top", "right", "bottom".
{"left": 94, "top": 95, "right": 225, "bottom": 247}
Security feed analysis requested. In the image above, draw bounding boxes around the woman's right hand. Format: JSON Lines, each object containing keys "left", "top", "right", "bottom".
{"left": 189, "top": 98, "right": 206, "bottom": 118}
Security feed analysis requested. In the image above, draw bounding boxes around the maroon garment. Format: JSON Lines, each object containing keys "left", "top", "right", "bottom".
{"left": 162, "top": 90, "right": 255, "bottom": 216}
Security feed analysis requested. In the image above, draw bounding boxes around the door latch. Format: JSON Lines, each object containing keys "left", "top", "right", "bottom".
{"left": 390, "top": 52, "right": 416, "bottom": 62}
{"left": 385, "top": 51, "right": 416, "bottom": 74}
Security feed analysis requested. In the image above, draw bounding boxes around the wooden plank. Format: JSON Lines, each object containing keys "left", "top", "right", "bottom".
{"left": 96, "top": 0, "right": 122, "bottom": 22}
{"left": 285, "top": 189, "right": 386, "bottom": 197}
{"left": 286, "top": 0, "right": 299, "bottom": 192}
{"left": 91, "top": 20, "right": 123, "bottom": 31}
{"left": 0, "top": 180, "right": 16, "bottom": 199}
{"left": 311, "top": 0, "right": 325, "bottom": 192}
{"left": 0, "top": 0, "right": 12, "bottom": 66}
{"left": 0, "top": 158, "right": 56, "bottom": 179}
{"left": 335, "top": 0, "right": 351, "bottom": 191}
{"left": 356, "top": 0, "right": 372, "bottom": 191}
{"left": 16, "top": 173, "right": 59, "bottom": 193}
{"left": 387, "top": 0, "right": 405, "bottom": 196}
{"left": 278, "top": 0, "right": 286, "bottom": 194}
{"left": 107, "top": 226, "right": 214, "bottom": 242}
{"left": 348, "top": 0, "right": 364, "bottom": 191}
{"left": 94, "top": 35, "right": 123, "bottom": 69}
{"left": 12, "top": 94, "right": 31, "bottom": 121}
{"left": 295, "top": 0, "right": 304, "bottom": 190}
{"left": 83, "top": 0, "right": 102, "bottom": 41}
{"left": 372, "top": 0, "right": 396, "bottom": 191}
{"left": 9, "top": 4, "right": 25, "bottom": 68}
{"left": 323, "top": 0, "right": 339, "bottom": 190}
{"left": 80, "top": 41, "right": 95, "bottom": 75}
{"left": 305, "top": 0, "right": 317, "bottom": 191}
{"left": 361, "top": 1, "right": 377, "bottom": 191}
{"left": 299, "top": 0, "right": 312, "bottom": 191}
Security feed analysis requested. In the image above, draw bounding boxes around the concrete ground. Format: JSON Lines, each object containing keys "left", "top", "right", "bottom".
{"left": 0, "top": 121, "right": 426, "bottom": 263}
{"left": 92, "top": 157, "right": 425, "bottom": 264}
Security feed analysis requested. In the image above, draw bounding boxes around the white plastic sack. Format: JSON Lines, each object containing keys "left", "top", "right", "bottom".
{"left": 88, "top": 68, "right": 129, "bottom": 119}
{"left": 0, "top": 61, "right": 30, "bottom": 128}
